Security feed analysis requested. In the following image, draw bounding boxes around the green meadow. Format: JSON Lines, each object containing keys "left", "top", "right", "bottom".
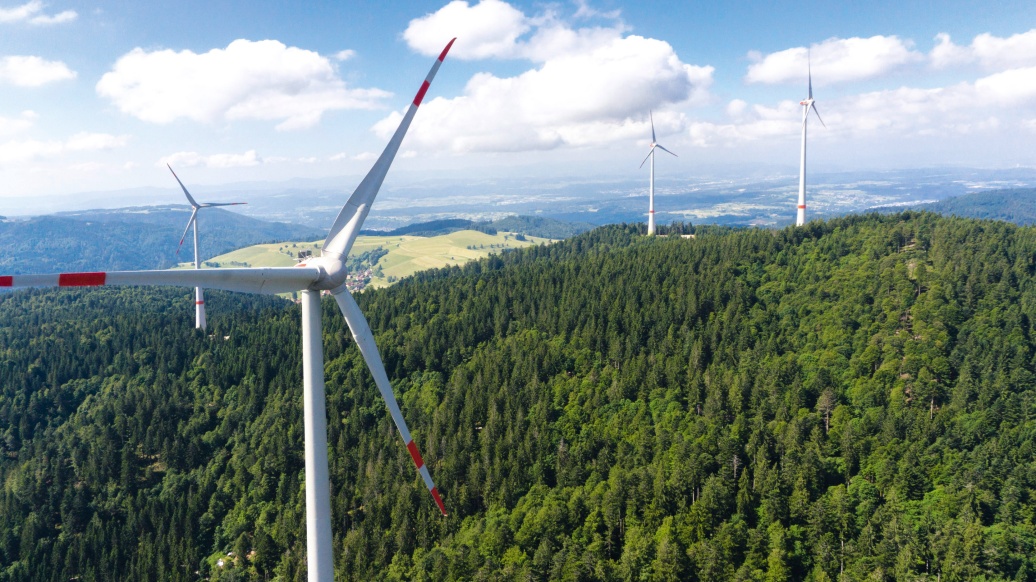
{"left": 182, "top": 230, "right": 551, "bottom": 289}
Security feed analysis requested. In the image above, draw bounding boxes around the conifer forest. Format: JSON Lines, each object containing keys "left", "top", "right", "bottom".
{"left": 2, "top": 212, "right": 1036, "bottom": 581}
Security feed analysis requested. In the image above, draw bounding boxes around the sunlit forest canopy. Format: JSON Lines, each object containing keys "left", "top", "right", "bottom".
{"left": 2, "top": 211, "right": 1035, "bottom": 581}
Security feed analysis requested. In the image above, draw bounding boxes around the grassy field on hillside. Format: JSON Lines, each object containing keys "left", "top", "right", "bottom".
{"left": 181, "top": 230, "right": 551, "bottom": 290}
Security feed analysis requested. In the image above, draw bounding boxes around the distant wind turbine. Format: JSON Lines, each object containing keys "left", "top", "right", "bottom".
{"left": 797, "top": 53, "right": 825, "bottom": 227}
{"left": 2, "top": 38, "right": 456, "bottom": 582}
{"left": 640, "top": 111, "right": 677, "bottom": 236}
{"left": 168, "top": 164, "right": 246, "bottom": 331}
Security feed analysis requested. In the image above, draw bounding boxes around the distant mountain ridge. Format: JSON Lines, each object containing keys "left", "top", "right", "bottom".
{"left": 7, "top": 184, "right": 1034, "bottom": 279}
{"left": 0, "top": 206, "right": 324, "bottom": 275}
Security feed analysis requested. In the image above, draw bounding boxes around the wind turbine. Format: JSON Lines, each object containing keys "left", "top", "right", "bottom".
{"left": 168, "top": 164, "right": 246, "bottom": 331}
{"left": 796, "top": 52, "right": 825, "bottom": 227}
{"left": 639, "top": 111, "right": 677, "bottom": 236}
{"left": 2, "top": 38, "right": 456, "bottom": 582}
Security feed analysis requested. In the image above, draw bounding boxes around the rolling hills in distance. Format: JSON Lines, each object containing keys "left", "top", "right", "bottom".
{"left": 0, "top": 206, "right": 325, "bottom": 275}
{"left": 2, "top": 180, "right": 1035, "bottom": 282}
{"left": 0, "top": 209, "right": 589, "bottom": 277}
{"left": 2, "top": 212, "right": 1036, "bottom": 580}
{"left": 198, "top": 229, "right": 553, "bottom": 292}
{"left": 204, "top": 188, "right": 1036, "bottom": 294}
{"left": 891, "top": 187, "right": 1036, "bottom": 225}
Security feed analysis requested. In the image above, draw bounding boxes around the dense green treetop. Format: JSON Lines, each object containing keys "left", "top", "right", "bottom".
{"left": 2, "top": 212, "right": 1035, "bottom": 581}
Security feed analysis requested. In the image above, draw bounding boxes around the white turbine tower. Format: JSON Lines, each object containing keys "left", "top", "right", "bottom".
{"left": 2, "top": 38, "right": 456, "bottom": 582}
{"left": 640, "top": 111, "right": 677, "bottom": 236}
{"left": 796, "top": 53, "right": 825, "bottom": 227}
{"left": 168, "top": 165, "right": 246, "bottom": 331}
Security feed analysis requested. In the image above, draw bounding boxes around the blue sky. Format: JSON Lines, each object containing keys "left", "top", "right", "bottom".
{"left": 1, "top": 0, "right": 1036, "bottom": 208}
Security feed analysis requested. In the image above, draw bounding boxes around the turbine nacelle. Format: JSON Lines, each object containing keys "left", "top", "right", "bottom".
{"left": 801, "top": 50, "right": 825, "bottom": 128}
{"left": 292, "top": 253, "right": 349, "bottom": 292}
{"left": 800, "top": 97, "right": 825, "bottom": 129}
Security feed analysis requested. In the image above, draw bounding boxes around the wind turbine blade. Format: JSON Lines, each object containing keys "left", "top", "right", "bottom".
{"left": 650, "top": 111, "right": 656, "bottom": 143}
{"left": 322, "top": 38, "right": 456, "bottom": 262}
{"left": 1, "top": 267, "right": 322, "bottom": 295}
{"left": 177, "top": 208, "right": 199, "bottom": 256}
{"left": 196, "top": 287, "right": 206, "bottom": 330}
{"left": 655, "top": 144, "right": 678, "bottom": 158}
{"left": 332, "top": 288, "right": 447, "bottom": 516}
{"left": 200, "top": 202, "right": 247, "bottom": 207}
{"left": 167, "top": 164, "right": 202, "bottom": 208}
{"left": 811, "top": 103, "right": 826, "bottom": 128}
{"left": 639, "top": 146, "right": 655, "bottom": 169}
{"left": 807, "top": 49, "right": 813, "bottom": 100}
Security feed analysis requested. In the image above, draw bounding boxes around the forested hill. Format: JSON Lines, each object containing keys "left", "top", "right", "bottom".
{"left": 0, "top": 206, "right": 324, "bottom": 274}
{"left": 2, "top": 212, "right": 1036, "bottom": 581}
{"left": 881, "top": 187, "right": 1036, "bottom": 225}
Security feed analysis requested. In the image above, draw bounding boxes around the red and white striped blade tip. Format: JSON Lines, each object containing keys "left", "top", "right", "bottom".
{"left": 431, "top": 488, "right": 447, "bottom": 516}
{"left": 412, "top": 38, "right": 456, "bottom": 107}
{"left": 406, "top": 440, "right": 448, "bottom": 516}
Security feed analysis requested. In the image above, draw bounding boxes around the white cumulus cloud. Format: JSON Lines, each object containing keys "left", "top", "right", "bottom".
{"left": 0, "top": 55, "right": 76, "bottom": 86}
{"left": 0, "top": 132, "right": 127, "bottom": 164}
{"left": 691, "top": 62, "right": 1036, "bottom": 149}
{"left": 0, "top": 0, "right": 76, "bottom": 25}
{"left": 378, "top": 35, "right": 710, "bottom": 152}
{"left": 404, "top": 0, "right": 627, "bottom": 63}
{"left": 160, "top": 150, "right": 261, "bottom": 169}
{"left": 64, "top": 132, "right": 128, "bottom": 151}
{"left": 97, "top": 39, "right": 390, "bottom": 131}
{"left": 389, "top": 1, "right": 709, "bottom": 154}
{"left": 0, "top": 110, "right": 36, "bottom": 136}
{"left": 746, "top": 36, "right": 923, "bottom": 85}
{"left": 931, "top": 29, "right": 1036, "bottom": 70}
{"left": 404, "top": 0, "right": 530, "bottom": 60}
{"left": 689, "top": 101, "right": 800, "bottom": 147}
{"left": 930, "top": 33, "right": 971, "bottom": 69}
{"left": 973, "top": 66, "right": 1036, "bottom": 105}
{"left": 330, "top": 151, "right": 377, "bottom": 162}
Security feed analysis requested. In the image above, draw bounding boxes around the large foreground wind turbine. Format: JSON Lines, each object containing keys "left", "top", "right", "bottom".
{"left": 168, "top": 164, "right": 246, "bottom": 331}
{"left": 796, "top": 54, "right": 825, "bottom": 227}
{"left": 2, "top": 38, "right": 456, "bottom": 582}
{"left": 640, "top": 112, "right": 677, "bottom": 236}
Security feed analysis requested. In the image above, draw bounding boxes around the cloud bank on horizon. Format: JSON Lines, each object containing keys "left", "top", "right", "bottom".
{"left": 0, "top": 0, "right": 1035, "bottom": 199}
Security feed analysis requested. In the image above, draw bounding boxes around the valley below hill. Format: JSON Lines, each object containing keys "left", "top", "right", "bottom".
{"left": 2, "top": 212, "right": 1035, "bottom": 580}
